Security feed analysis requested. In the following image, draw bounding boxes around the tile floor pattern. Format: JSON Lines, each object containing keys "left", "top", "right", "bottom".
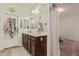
{"left": 0, "top": 46, "right": 31, "bottom": 56}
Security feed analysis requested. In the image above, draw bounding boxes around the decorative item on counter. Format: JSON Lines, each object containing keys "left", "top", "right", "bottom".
{"left": 45, "top": 22, "right": 47, "bottom": 26}
{"left": 39, "top": 16, "right": 42, "bottom": 19}
{"left": 28, "top": 30, "right": 32, "bottom": 33}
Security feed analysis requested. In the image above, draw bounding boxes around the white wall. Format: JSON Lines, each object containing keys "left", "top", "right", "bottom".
{"left": 48, "top": 4, "right": 60, "bottom": 56}
{"left": 59, "top": 13, "right": 79, "bottom": 41}
{"left": 0, "top": 4, "right": 29, "bottom": 50}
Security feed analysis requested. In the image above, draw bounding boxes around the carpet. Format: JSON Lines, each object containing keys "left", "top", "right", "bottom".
{"left": 60, "top": 39, "right": 79, "bottom": 56}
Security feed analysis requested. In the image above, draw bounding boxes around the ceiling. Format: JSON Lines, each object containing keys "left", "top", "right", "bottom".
{"left": 0, "top": 3, "right": 47, "bottom": 10}
{"left": 0, "top": 3, "right": 48, "bottom": 17}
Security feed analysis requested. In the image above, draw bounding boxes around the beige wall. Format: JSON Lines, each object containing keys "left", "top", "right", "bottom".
{"left": 59, "top": 11, "right": 79, "bottom": 41}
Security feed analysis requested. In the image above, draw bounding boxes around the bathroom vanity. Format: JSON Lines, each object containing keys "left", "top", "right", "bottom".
{"left": 21, "top": 11, "right": 47, "bottom": 56}
{"left": 22, "top": 33, "right": 47, "bottom": 56}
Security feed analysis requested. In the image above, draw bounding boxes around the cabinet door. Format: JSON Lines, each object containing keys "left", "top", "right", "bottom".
{"left": 41, "top": 36, "right": 47, "bottom": 56}
{"left": 37, "top": 36, "right": 47, "bottom": 56}
{"left": 22, "top": 34, "right": 24, "bottom": 46}
{"left": 35, "top": 37, "right": 41, "bottom": 56}
{"left": 25, "top": 34, "right": 28, "bottom": 50}
{"left": 22, "top": 34, "right": 26, "bottom": 47}
{"left": 31, "top": 37, "right": 35, "bottom": 56}
{"left": 41, "top": 36, "right": 47, "bottom": 46}
{"left": 27, "top": 35, "right": 31, "bottom": 53}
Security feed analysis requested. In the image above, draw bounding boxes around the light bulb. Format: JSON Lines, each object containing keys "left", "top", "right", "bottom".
{"left": 56, "top": 7, "right": 65, "bottom": 13}
{"left": 32, "top": 7, "right": 39, "bottom": 14}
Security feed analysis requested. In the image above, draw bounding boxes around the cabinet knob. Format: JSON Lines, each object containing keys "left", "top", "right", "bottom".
{"left": 41, "top": 37, "right": 43, "bottom": 42}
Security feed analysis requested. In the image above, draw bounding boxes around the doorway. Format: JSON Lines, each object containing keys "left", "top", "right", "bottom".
{"left": 59, "top": 3, "right": 79, "bottom": 56}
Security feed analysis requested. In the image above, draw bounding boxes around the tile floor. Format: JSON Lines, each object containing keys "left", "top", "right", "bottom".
{"left": 0, "top": 46, "right": 31, "bottom": 56}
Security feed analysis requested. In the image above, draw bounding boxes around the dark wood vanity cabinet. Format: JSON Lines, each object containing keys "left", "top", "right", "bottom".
{"left": 31, "top": 36, "right": 36, "bottom": 55}
{"left": 22, "top": 34, "right": 28, "bottom": 49}
{"left": 22, "top": 33, "right": 47, "bottom": 56}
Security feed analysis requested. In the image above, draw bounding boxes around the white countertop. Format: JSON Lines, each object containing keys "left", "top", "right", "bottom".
{"left": 21, "top": 29, "right": 47, "bottom": 37}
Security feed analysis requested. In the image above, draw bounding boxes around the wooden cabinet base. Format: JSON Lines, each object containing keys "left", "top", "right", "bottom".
{"left": 22, "top": 33, "right": 47, "bottom": 56}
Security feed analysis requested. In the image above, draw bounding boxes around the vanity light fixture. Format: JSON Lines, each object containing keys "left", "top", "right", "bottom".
{"left": 35, "top": 10, "right": 39, "bottom": 14}
{"left": 32, "top": 7, "right": 39, "bottom": 14}
{"left": 32, "top": 10, "right": 35, "bottom": 14}
{"left": 52, "top": 4, "right": 65, "bottom": 13}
